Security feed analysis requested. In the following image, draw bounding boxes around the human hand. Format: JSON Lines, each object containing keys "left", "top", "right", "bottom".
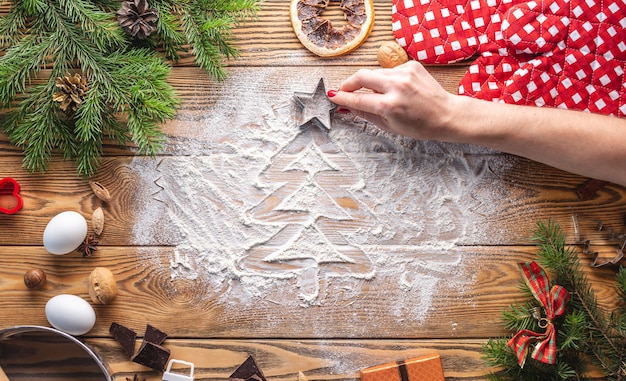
{"left": 328, "top": 61, "right": 460, "bottom": 142}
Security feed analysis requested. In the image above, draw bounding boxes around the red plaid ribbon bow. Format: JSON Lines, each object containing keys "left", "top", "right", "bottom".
{"left": 507, "top": 262, "right": 570, "bottom": 368}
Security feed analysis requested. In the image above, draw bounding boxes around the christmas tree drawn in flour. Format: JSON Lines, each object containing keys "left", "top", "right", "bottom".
{"left": 126, "top": 76, "right": 516, "bottom": 316}
{"left": 239, "top": 83, "right": 376, "bottom": 302}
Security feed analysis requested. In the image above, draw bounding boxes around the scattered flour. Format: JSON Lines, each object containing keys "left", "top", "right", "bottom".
{"left": 127, "top": 71, "right": 521, "bottom": 326}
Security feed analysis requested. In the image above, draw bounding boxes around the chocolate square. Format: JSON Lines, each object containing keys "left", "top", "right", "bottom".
{"left": 229, "top": 355, "right": 266, "bottom": 381}
{"left": 109, "top": 322, "right": 136, "bottom": 358}
{"left": 131, "top": 341, "right": 171, "bottom": 371}
{"left": 144, "top": 324, "right": 168, "bottom": 346}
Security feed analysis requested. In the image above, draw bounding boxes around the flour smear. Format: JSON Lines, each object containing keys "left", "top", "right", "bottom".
{"left": 128, "top": 70, "right": 520, "bottom": 325}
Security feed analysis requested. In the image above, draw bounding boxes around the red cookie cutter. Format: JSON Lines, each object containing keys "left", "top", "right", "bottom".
{"left": 0, "top": 177, "right": 23, "bottom": 214}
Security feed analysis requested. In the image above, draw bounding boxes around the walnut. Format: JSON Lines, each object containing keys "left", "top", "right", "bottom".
{"left": 88, "top": 267, "right": 117, "bottom": 304}
{"left": 377, "top": 41, "right": 409, "bottom": 68}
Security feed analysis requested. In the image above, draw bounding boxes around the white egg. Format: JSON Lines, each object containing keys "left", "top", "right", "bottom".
{"left": 43, "top": 211, "right": 88, "bottom": 255}
{"left": 45, "top": 294, "right": 96, "bottom": 336}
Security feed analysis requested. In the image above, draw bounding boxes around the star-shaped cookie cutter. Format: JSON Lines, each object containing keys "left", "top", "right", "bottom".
{"left": 293, "top": 78, "right": 337, "bottom": 130}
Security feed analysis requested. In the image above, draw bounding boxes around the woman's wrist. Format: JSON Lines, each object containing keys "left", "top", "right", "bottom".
{"left": 439, "top": 95, "right": 488, "bottom": 144}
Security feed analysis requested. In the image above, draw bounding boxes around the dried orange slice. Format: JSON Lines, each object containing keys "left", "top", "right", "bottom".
{"left": 290, "top": 0, "right": 375, "bottom": 57}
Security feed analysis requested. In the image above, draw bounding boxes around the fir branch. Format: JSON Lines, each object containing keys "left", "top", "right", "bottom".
{"left": 149, "top": 0, "right": 259, "bottom": 80}
{"left": 152, "top": 2, "right": 186, "bottom": 61}
{"left": 180, "top": 6, "right": 229, "bottom": 80}
{"left": 1, "top": 0, "right": 256, "bottom": 176}
{"left": 74, "top": 83, "right": 105, "bottom": 142}
{"left": 559, "top": 311, "right": 586, "bottom": 351}
{"left": 75, "top": 135, "right": 102, "bottom": 177}
{"left": 20, "top": 0, "right": 47, "bottom": 15}
{"left": 110, "top": 48, "right": 178, "bottom": 155}
{"left": 533, "top": 220, "right": 626, "bottom": 379}
{"left": 57, "top": 0, "right": 126, "bottom": 50}
{"left": 0, "top": 4, "right": 28, "bottom": 48}
{"left": 201, "top": 17, "right": 240, "bottom": 59}
{"left": 42, "top": 3, "right": 114, "bottom": 85}
{"left": 0, "top": 0, "right": 179, "bottom": 177}
{"left": 0, "top": 34, "right": 53, "bottom": 104}
{"left": 207, "top": 0, "right": 260, "bottom": 18}
{"left": 482, "top": 221, "right": 626, "bottom": 380}
{"left": 554, "top": 362, "right": 577, "bottom": 380}
{"left": 10, "top": 86, "right": 75, "bottom": 173}
{"left": 483, "top": 337, "right": 519, "bottom": 370}
{"left": 502, "top": 301, "right": 542, "bottom": 332}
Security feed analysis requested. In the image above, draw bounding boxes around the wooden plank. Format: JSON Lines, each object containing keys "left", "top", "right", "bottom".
{"left": 89, "top": 338, "right": 605, "bottom": 380}
{"left": 0, "top": 337, "right": 511, "bottom": 380}
{"left": 0, "top": 65, "right": 469, "bottom": 151}
{"left": 0, "top": 0, "right": 402, "bottom": 68}
{"left": 151, "top": 65, "right": 468, "bottom": 140}
{"left": 0, "top": 154, "right": 624, "bottom": 246}
{"left": 0, "top": 4, "right": 622, "bottom": 380}
{"left": 0, "top": 63, "right": 473, "bottom": 182}
{"left": 96, "top": 339, "right": 507, "bottom": 380}
{"left": 225, "top": 0, "right": 396, "bottom": 67}
{"left": 0, "top": 336, "right": 609, "bottom": 380}
{"left": 0, "top": 245, "right": 620, "bottom": 339}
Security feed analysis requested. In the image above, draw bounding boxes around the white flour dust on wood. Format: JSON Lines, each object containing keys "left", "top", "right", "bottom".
{"left": 127, "top": 72, "right": 520, "bottom": 323}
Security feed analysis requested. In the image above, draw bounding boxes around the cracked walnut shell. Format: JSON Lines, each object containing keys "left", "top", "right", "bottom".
{"left": 88, "top": 267, "right": 117, "bottom": 304}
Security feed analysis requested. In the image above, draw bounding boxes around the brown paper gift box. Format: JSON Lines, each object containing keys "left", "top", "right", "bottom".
{"left": 360, "top": 353, "right": 445, "bottom": 381}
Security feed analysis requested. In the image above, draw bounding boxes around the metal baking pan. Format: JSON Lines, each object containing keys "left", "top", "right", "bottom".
{"left": 0, "top": 325, "right": 112, "bottom": 381}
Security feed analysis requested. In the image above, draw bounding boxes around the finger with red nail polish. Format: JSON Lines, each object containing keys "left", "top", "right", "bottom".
{"left": 327, "top": 90, "right": 338, "bottom": 97}
{"left": 336, "top": 108, "right": 351, "bottom": 114}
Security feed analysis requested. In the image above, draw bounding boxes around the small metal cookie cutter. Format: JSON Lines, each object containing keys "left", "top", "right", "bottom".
{"left": 163, "top": 359, "right": 195, "bottom": 381}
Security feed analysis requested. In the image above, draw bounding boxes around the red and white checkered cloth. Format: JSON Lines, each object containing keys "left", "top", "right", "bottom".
{"left": 392, "top": 0, "right": 626, "bottom": 117}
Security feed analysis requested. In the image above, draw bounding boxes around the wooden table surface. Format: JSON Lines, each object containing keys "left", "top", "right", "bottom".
{"left": 0, "top": 0, "right": 625, "bottom": 380}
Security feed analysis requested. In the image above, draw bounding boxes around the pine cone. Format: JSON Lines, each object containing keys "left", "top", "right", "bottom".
{"left": 117, "top": 0, "right": 158, "bottom": 40}
{"left": 53, "top": 73, "right": 88, "bottom": 115}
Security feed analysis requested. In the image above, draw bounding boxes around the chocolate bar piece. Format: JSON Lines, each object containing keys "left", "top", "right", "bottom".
{"left": 109, "top": 322, "right": 136, "bottom": 358}
{"left": 229, "top": 355, "right": 267, "bottom": 381}
{"left": 131, "top": 341, "right": 171, "bottom": 371}
{"left": 144, "top": 324, "right": 168, "bottom": 346}
{"left": 110, "top": 322, "right": 171, "bottom": 371}
{"left": 360, "top": 353, "right": 444, "bottom": 381}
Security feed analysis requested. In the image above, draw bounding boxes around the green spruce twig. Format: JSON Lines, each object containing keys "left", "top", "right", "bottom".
{"left": 146, "top": 0, "right": 260, "bottom": 80}
{"left": 483, "top": 220, "right": 626, "bottom": 380}
{"left": 0, "top": 0, "right": 179, "bottom": 177}
{"left": 532, "top": 220, "right": 626, "bottom": 378}
{"left": 0, "top": 0, "right": 260, "bottom": 176}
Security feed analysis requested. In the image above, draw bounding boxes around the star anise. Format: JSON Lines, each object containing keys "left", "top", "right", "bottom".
{"left": 77, "top": 235, "right": 99, "bottom": 257}
{"left": 117, "top": 0, "right": 158, "bottom": 40}
{"left": 126, "top": 375, "right": 145, "bottom": 381}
